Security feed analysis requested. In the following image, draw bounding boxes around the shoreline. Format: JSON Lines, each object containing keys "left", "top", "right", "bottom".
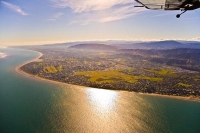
{"left": 15, "top": 50, "right": 88, "bottom": 89}
{"left": 16, "top": 50, "right": 200, "bottom": 103}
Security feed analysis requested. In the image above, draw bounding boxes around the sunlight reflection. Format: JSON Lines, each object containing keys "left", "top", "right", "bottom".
{"left": 86, "top": 88, "right": 119, "bottom": 112}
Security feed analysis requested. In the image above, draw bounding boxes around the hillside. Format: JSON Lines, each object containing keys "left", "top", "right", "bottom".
{"left": 119, "top": 48, "right": 200, "bottom": 71}
{"left": 115, "top": 40, "right": 200, "bottom": 49}
{"left": 68, "top": 44, "right": 118, "bottom": 51}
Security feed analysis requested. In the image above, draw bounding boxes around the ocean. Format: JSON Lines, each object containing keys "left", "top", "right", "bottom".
{"left": 0, "top": 48, "right": 200, "bottom": 133}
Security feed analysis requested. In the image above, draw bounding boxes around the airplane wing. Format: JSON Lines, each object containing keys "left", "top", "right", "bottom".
{"left": 135, "top": 0, "right": 166, "bottom": 9}
{"left": 165, "top": 0, "right": 189, "bottom": 10}
{"left": 135, "top": 0, "right": 188, "bottom": 10}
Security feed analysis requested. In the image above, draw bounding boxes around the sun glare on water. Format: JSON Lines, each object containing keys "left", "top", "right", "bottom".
{"left": 86, "top": 88, "right": 119, "bottom": 113}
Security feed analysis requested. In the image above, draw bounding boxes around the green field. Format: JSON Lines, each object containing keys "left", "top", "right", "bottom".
{"left": 75, "top": 70, "right": 162, "bottom": 84}
{"left": 178, "top": 83, "right": 191, "bottom": 87}
{"left": 194, "top": 78, "right": 200, "bottom": 81}
{"left": 143, "top": 68, "right": 175, "bottom": 76}
{"left": 43, "top": 65, "right": 63, "bottom": 73}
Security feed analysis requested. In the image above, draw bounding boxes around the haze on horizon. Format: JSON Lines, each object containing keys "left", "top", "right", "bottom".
{"left": 0, "top": 0, "right": 200, "bottom": 46}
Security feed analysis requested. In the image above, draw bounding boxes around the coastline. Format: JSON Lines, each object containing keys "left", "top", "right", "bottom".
{"left": 16, "top": 50, "right": 200, "bottom": 103}
{"left": 15, "top": 50, "right": 87, "bottom": 89}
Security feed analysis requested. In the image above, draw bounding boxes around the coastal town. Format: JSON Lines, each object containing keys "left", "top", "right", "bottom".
{"left": 20, "top": 44, "right": 200, "bottom": 97}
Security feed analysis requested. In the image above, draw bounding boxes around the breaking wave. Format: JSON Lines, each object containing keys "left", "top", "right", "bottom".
{"left": 0, "top": 52, "right": 7, "bottom": 58}
{"left": 0, "top": 46, "right": 7, "bottom": 49}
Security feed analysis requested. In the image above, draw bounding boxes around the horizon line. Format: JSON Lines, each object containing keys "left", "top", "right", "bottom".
{"left": 2, "top": 38, "right": 200, "bottom": 46}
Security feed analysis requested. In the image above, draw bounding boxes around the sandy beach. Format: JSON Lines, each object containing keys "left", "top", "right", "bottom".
{"left": 16, "top": 51, "right": 200, "bottom": 103}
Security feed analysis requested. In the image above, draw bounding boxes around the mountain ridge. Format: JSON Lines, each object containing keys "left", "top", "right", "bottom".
{"left": 68, "top": 43, "right": 118, "bottom": 51}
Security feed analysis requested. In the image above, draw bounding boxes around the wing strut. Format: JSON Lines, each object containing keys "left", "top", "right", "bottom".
{"left": 176, "top": 10, "right": 187, "bottom": 18}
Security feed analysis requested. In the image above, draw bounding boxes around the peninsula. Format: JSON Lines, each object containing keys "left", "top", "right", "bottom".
{"left": 18, "top": 41, "right": 200, "bottom": 100}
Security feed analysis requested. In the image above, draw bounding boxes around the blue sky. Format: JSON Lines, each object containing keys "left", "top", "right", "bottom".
{"left": 0, "top": 0, "right": 200, "bottom": 46}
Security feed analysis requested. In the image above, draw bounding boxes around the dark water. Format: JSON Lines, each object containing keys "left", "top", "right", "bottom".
{"left": 0, "top": 48, "right": 200, "bottom": 133}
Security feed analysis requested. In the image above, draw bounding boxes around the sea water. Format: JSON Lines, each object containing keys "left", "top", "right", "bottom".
{"left": 0, "top": 48, "right": 200, "bottom": 133}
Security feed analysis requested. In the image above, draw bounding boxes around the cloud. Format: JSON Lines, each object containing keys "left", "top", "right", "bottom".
{"left": 47, "top": 12, "right": 64, "bottom": 21}
{"left": 191, "top": 37, "right": 200, "bottom": 41}
{"left": 51, "top": 0, "right": 146, "bottom": 24}
{"left": 99, "top": 5, "right": 146, "bottom": 22}
{"left": 51, "top": 0, "right": 136, "bottom": 12}
{"left": 152, "top": 12, "right": 176, "bottom": 17}
{"left": 1, "top": 1, "right": 28, "bottom": 15}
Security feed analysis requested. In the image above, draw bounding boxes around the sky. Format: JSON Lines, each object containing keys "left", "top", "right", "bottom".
{"left": 0, "top": 0, "right": 200, "bottom": 46}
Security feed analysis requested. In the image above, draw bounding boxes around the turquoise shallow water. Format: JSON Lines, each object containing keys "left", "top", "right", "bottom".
{"left": 0, "top": 48, "right": 200, "bottom": 133}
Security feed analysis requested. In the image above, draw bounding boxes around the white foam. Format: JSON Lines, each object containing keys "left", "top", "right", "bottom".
{"left": 0, "top": 52, "right": 7, "bottom": 58}
{"left": 0, "top": 46, "right": 7, "bottom": 49}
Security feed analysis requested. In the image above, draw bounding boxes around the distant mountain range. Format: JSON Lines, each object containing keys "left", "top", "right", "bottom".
{"left": 18, "top": 40, "right": 200, "bottom": 50}
{"left": 62, "top": 40, "right": 200, "bottom": 50}
{"left": 114, "top": 40, "right": 200, "bottom": 49}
